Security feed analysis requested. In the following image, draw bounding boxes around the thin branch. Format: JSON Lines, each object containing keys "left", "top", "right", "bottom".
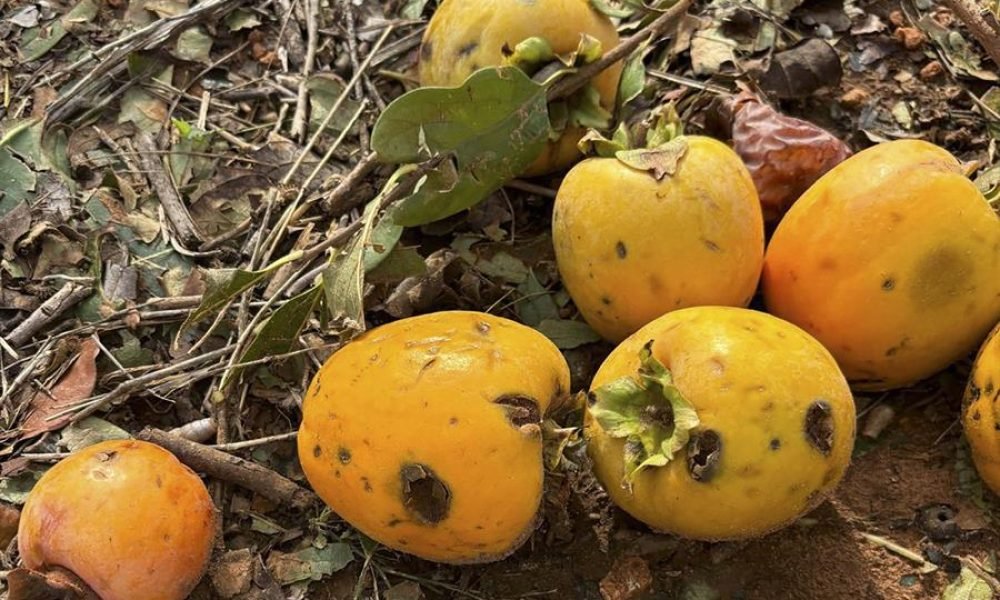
{"left": 547, "top": 0, "right": 694, "bottom": 102}
{"left": 4, "top": 283, "right": 92, "bottom": 349}
{"left": 133, "top": 133, "right": 203, "bottom": 245}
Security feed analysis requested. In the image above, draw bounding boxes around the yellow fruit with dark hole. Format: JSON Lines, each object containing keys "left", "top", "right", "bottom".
{"left": 763, "top": 139, "right": 1000, "bottom": 391}
{"left": 297, "top": 311, "right": 571, "bottom": 563}
{"left": 585, "top": 306, "right": 856, "bottom": 540}
{"left": 18, "top": 440, "right": 217, "bottom": 600}
{"left": 553, "top": 136, "right": 765, "bottom": 342}
{"left": 962, "top": 323, "right": 1000, "bottom": 495}
{"left": 418, "top": 0, "right": 622, "bottom": 176}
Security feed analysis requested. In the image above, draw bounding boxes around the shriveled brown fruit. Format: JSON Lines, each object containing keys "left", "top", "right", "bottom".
{"left": 724, "top": 92, "right": 852, "bottom": 223}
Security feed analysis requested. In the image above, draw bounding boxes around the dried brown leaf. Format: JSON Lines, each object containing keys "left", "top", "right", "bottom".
{"left": 20, "top": 337, "right": 99, "bottom": 439}
{"left": 0, "top": 502, "right": 20, "bottom": 547}
{"left": 727, "top": 93, "right": 852, "bottom": 222}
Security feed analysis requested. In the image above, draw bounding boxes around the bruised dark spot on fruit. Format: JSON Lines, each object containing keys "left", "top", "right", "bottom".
{"left": 973, "top": 411, "right": 981, "bottom": 421}
{"left": 313, "top": 445, "right": 322, "bottom": 458}
{"left": 649, "top": 275, "right": 664, "bottom": 292}
{"left": 910, "top": 245, "right": 974, "bottom": 308}
{"left": 449, "top": 417, "right": 459, "bottom": 425}
{"left": 457, "top": 41, "right": 479, "bottom": 57}
{"left": 601, "top": 296, "right": 613, "bottom": 305}
{"left": 494, "top": 394, "right": 541, "bottom": 433}
{"left": 885, "top": 337, "right": 909, "bottom": 358}
{"left": 156, "top": 475, "right": 163, "bottom": 488}
{"left": 805, "top": 400, "right": 834, "bottom": 455}
{"left": 334, "top": 470, "right": 341, "bottom": 478}
{"left": 994, "top": 422, "right": 1000, "bottom": 432}
{"left": 687, "top": 430, "right": 722, "bottom": 482}
{"left": 881, "top": 277, "right": 896, "bottom": 291}
{"left": 770, "top": 438, "right": 781, "bottom": 451}
{"left": 616, "top": 241, "right": 627, "bottom": 259}
{"left": 420, "top": 41, "right": 432, "bottom": 61}
{"left": 587, "top": 391, "right": 598, "bottom": 407}
{"left": 702, "top": 239, "right": 721, "bottom": 252}
{"left": 476, "top": 321, "right": 490, "bottom": 335}
{"left": 338, "top": 447, "right": 352, "bottom": 465}
{"left": 985, "top": 381, "right": 995, "bottom": 396}
{"left": 400, "top": 464, "right": 451, "bottom": 525}
{"left": 387, "top": 518, "right": 402, "bottom": 527}
{"left": 362, "top": 477, "right": 373, "bottom": 493}
{"left": 819, "top": 257, "right": 837, "bottom": 270}
{"left": 968, "top": 383, "right": 981, "bottom": 402}
{"left": 420, "top": 357, "right": 437, "bottom": 373}
{"left": 762, "top": 401, "right": 774, "bottom": 412}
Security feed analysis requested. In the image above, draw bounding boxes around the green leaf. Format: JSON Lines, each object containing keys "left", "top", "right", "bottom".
{"left": 536, "top": 319, "right": 602, "bottom": 349}
{"left": 119, "top": 88, "right": 168, "bottom": 133}
{"left": 589, "top": 342, "right": 701, "bottom": 489}
{"left": 918, "top": 16, "right": 998, "bottom": 81}
{"left": 176, "top": 253, "right": 302, "bottom": 341}
{"left": 363, "top": 215, "right": 403, "bottom": 273}
{"left": 367, "top": 246, "right": 427, "bottom": 284}
{"left": 226, "top": 286, "right": 322, "bottom": 387}
{"left": 372, "top": 67, "right": 550, "bottom": 226}
{"left": 617, "top": 46, "right": 648, "bottom": 111}
{"left": 567, "top": 85, "right": 613, "bottom": 130}
{"left": 0, "top": 148, "right": 36, "bottom": 215}
{"left": 976, "top": 164, "right": 1000, "bottom": 211}
{"left": 60, "top": 417, "right": 131, "bottom": 451}
{"left": 578, "top": 124, "right": 630, "bottom": 157}
{"left": 267, "top": 543, "right": 354, "bottom": 584}
{"left": 0, "top": 470, "right": 46, "bottom": 505}
{"left": 169, "top": 119, "right": 212, "bottom": 186}
{"left": 515, "top": 271, "right": 560, "bottom": 327}
{"left": 982, "top": 88, "right": 1000, "bottom": 141}
{"left": 502, "top": 37, "right": 557, "bottom": 74}
{"left": 616, "top": 137, "right": 689, "bottom": 181}
{"left": 225, "top": 8, "right": 261, "bottom": 31}
{"left": 173, "top": 26, "right": 213, "bottom": 64}
{"left": 401, "top": 0, "right": 429, "bottom": 18}
{"left": 19, "top": 0, "right": 97, "bottom": 62}
{"left": 307, "top": 74, "right": 363, "bottom": 135}
{"left": 942, "top": 567, "right": 993, "bottom": 600}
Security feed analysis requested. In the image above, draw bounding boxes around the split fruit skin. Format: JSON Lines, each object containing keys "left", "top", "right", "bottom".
{"left": 763, "top": 139, "right": 1000, "bottom": 391}
{"left": 18, "top": 440, "right": 217, "bottom": 600}
{"left": 418, "top": 0, "right": 622, "bottom": 176}
{"left": 297, "top": 311, "right": 571, "bottom": 564}
{"left": 553, "top": 136, "right": 765, "bottom": 343}
{"left": 586, "top": 306, "right": 856, "bottom": 541}
{"left": 962, "top": 323, "right": 1000, "bottom": 495}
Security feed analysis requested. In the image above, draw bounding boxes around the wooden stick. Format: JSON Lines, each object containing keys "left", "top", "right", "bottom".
{"left": 133, "top": 132, "right": 203, "bottom": 245}
{"left": 939, "top": 0, "right": 1000, "bottom": 68}
{"left": 4, "top": 283, "right": 92, "bottom": 349}
{"left": 137, "top": 427, "right": 319, "bottom": 511}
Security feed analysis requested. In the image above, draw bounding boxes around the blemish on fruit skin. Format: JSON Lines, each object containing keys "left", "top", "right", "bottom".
{"left": 449, "top": 417, "right": 459, "bottom": 425}
{"left": 338, "top": 447, "right": 352, "bottom": 465}
{"left": 702, "top": 239, "right": 721, "bottom": 252}
{"left": 882, "top": 277, "right": 896, "bottom": 291}
{"left": 910, "top": 245, "right": 975, "bottom": 309}
{"left": 362, "top": 477, "right": 373, "bottom": 493}
{"left": 616, "top": 241, "right": 627, "bottom": 259}
{"left": 387, "top": 518, "right": 402, "bottom": 527}
{"left": 770, "top": 438, "right": 781, "bottom": 450}
{"left": 819, "top": 257, "right": 837, "bottom": 270}
{"left": 457, "top": 41, "right": 479, "bottom": 57}
{"left": 601, "top": 296, "right": 613, "bottom": 306}
{"left": 708, "top": 357, "right": 726, "bottom": 375}
{"left": 335, "top": 470, "right": 341, "bottom": 478}
{"left": 805, "top": 400, "right": 835, "bottom": 455}
{"left": 313, "top": 445, "right": 322, "bottom": 458}
{"left": 156, "top": 475, "right": 163, "bottom": 488}
{"left": 476, "top": 321, "right": 491, "bottom": 335}
{"left": 420, "top": 41, "right": 432, "bottom": 60}
{"left": 650, "top": 275, "right": 664, "bottom": 292}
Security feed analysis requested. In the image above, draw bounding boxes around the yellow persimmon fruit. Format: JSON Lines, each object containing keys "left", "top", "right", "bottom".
{"left": 18, "top": 440, "right": 217, "bottom": 600}
{"left": 297, "top": 311, "right": 571, "bottom": 563}
{"left": 553, "top": 136, "right": 765, "bottom": 342}
{"left": 418, "top": 0, "right": 622, "bottom": 176}
{"left": 763, "top": 139, "right": 1000, "bottom": 391}
{"left": 962, "top": 323, "right": 1000, "bottom": 495}
{"left": 586, "top": 306, "right": 856, "bottom": 540}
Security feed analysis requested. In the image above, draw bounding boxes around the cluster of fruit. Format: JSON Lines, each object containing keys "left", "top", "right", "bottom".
{"left": 12, "top": 0, "right": 999, "bottom": 597}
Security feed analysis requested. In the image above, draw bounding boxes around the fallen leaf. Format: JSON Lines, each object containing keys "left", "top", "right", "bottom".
{"left": 9, "top": 5, "right": 40, "bottom": 28}
{"left": 0, "top": 503, "right": 20, "bottom": 547}
{"left": 224, "top": 9, "right": 261, "bottom": 31}
{"left": 266, "top": 543, "right": 353, "bottom": 585}
{"left": 726, "top": 92, "right": 852, "bottom": 222}
{"left": 690, "top": 26, "right": 737, "bottom": 75}
{"left": 386, "top": 581, "right": 425, "bottom": 600}
{"left": 172, "top": 26, "right": 213, "bottom": 64}
{"left": 615, "top": 138, "right": 689, "bottom": 181}
{"left": 599, "top": 555, "right": 652, "bottom": 600}
{"left": 537, "top": 319, "right": 602, "bottom": 349}
{"left": 756, "top": 38, "right": 843, "bottom": 98}
{"left": 942, "top": 566, "right": 993, "bottom": 600}
{"left": 59, "top": 417, "right": 131, "bottom": 451}
{"left": 0, "top": 469, "right": 44, "bottom": 504}
{"left": 19, "top": 0, "right": 98, "bottom": 62}
{"left": 20, "top": 338, "right": 99, "bottom": 439}
{"left": 211, "top": 549, "right": 255, "bottom": 599}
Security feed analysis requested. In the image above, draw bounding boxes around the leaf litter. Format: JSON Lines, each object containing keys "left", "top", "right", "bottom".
{"left": 0, "top": 0, "right": 997, "bottom": 597}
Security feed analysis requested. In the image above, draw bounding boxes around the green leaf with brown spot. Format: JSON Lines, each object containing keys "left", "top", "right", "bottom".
{"left": 942, "top": 566, "right": 993, "bottom": 600}
{"left": 372, "top": 67, "right": 550, "bottom": 226}
{"left": 589, "top": 342, "right": 700, "bottom": 490}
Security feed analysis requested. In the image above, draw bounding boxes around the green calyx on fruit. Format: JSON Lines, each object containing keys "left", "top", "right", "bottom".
{"left": 501, "top": 34, "right": 613, "bottom": 141}
{"left": 589, "top": 341, "right": 700, "bottom": 490}
{"left": 578, "top": 104, "right": 689, "bottom": 181}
